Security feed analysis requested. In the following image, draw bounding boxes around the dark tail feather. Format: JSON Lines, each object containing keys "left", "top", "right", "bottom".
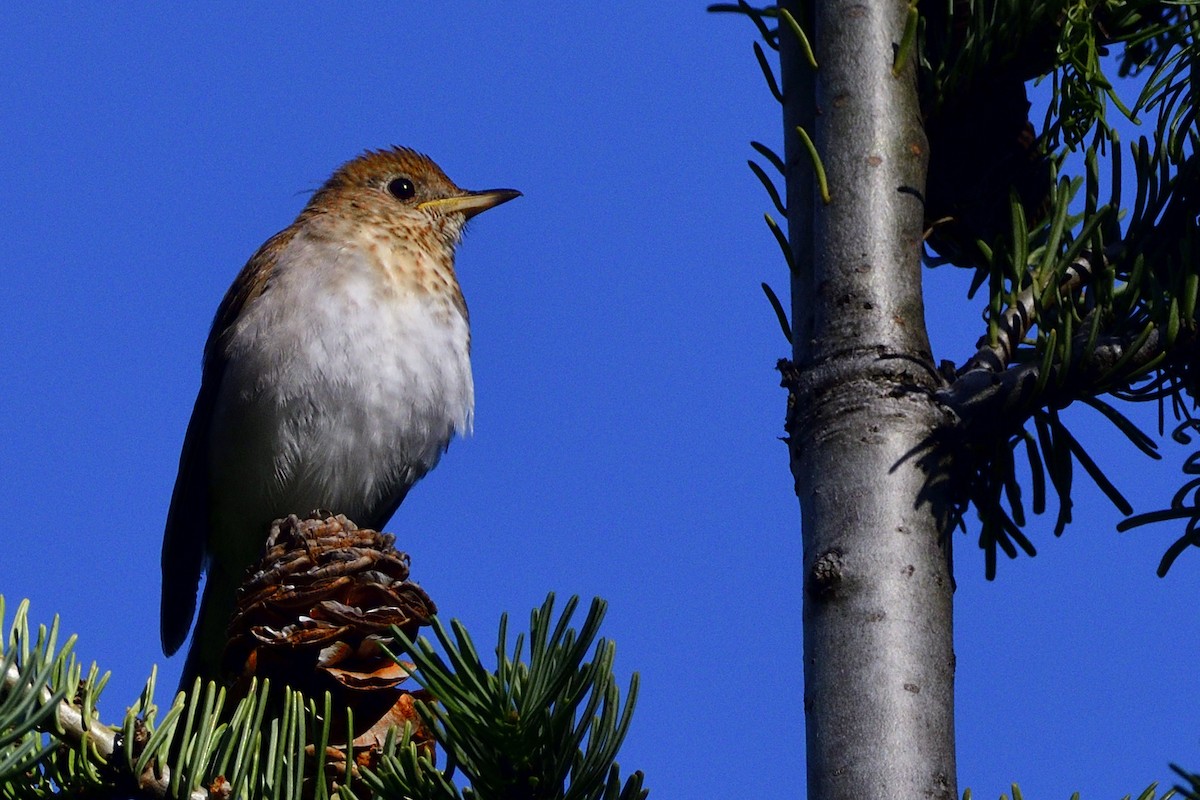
{"left": 176, "top": 570, "right": 238, "bottom": 692}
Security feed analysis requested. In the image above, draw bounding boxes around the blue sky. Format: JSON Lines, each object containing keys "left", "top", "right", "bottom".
{"left": 1, "top": 6, "right": 1198, "bottom": 799}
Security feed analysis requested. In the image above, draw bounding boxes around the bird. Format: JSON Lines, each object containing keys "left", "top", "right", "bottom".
{"left": 160, "top": 147, "right": 520, "bottom": 685}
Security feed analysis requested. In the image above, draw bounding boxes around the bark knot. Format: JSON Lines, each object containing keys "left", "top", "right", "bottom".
{"left": 807, "top": 548, "right": 845, "bottom": 600}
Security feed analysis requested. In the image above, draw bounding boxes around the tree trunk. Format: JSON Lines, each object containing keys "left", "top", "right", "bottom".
{"left": 779, "top": 2, "right": 958, "bottom": 798}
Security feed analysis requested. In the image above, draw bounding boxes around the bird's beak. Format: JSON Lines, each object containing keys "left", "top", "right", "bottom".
{"left": 419, "top": 188, "right": 522, "bottom": 219}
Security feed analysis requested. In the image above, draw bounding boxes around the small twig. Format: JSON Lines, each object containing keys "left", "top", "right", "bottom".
{"left": 748, "top": 159, "right": 787, "bottom": 215}
{"left": 795, "top": 126, "right": 831, "bottom": 204}
{"left": 2, "top": 662, "right": 198, "bottom": 800}
{"left": 751, "top": 140, "right": 786, "bottom": 174}
{"left": 761, "top": 282, "right": 793, "bottom": 344}
{"left": 892, "top": 1, "right": 919, "bottom": 77}
{"left": 940, "top": 326, "right": 1167, "bottom": 437}
{"left": 754, "top": 41, "right": 784, "bottom": 103}
{"left": 764, "top": 213, "right": 797, "bottom": 272}
{"left": 778, "top": 7, "right": 818, "bottom": 68}
{"left": 960, "top": 249, "right": 1107, "bottom": 374}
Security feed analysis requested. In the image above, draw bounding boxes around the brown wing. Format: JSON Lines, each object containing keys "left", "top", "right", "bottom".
{"left": 159, "top": 228, "right": 295, "bottom": 655}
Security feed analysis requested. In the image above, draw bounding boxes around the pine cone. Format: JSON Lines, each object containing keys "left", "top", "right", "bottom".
{"left": 222, "top": 513, "right": 438, "bottom": 777}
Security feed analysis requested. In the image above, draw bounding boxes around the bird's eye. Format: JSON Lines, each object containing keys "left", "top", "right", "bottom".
{"left": 386, "top": 177, "right": 416, "bottom": 200}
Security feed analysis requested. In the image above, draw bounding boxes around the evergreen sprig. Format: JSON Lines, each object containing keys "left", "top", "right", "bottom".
{"left": 961, "top": 781, "right": 1175, "bottom": 799}
{"left": 916, "top": 1, "right": 1200, "bottom": 576}
{"left": 0, "top": 592, "right": 373, "bottom": 800}
{"left": 375, "top": 595, "right": 646, "bottom": 800}
{"left": 0, "top": 595, "right": 643, "bottom": 800}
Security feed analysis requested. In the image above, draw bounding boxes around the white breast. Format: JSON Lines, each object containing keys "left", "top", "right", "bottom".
{"left": 206, "top": 230, "right": 473, "bottom": 557}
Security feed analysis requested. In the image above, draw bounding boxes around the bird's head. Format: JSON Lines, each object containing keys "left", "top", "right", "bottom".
{"left": 306, "top": 146, "right": 520, "bottom": 250}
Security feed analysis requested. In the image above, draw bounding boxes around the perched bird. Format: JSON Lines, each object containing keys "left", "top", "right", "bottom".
{"left": 160, "top": 147, "right": 519, "bottom": 685}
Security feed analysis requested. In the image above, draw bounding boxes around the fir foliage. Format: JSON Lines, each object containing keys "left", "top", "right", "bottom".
{"left": 0, "top": 595, "right": 643, "bottom": 800}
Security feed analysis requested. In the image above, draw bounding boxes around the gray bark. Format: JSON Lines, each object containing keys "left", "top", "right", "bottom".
{"left": 779, "top": 2, "right": 958, "bottom": 798}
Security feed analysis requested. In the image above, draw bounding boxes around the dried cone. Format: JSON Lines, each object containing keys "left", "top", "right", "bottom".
{"left": 221, "top": 513, "right": 438, "bottom": 777}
